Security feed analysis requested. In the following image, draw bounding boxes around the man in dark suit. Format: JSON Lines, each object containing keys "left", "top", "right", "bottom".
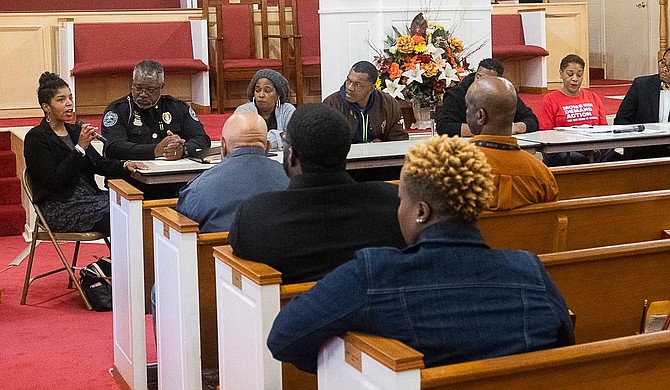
{"left": 614, "top": 47, "right": 670, "bottom": 158}
{"left": 228, "top": 104, "right": 406, "bottom": 284}
{"left": 436, "top": 58, "right": 539, "bottom": 137}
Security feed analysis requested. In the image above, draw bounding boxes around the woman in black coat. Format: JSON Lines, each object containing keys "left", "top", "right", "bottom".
{"left": 24, "top": 72, "right": 145, "bottom": 235}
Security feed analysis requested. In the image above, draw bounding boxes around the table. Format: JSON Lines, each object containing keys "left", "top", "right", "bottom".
{"left": 131, "top": 138, "right": 541, "bottom": 184}
{"left": 514, "top": 123, "right": 670, "bottom": 155}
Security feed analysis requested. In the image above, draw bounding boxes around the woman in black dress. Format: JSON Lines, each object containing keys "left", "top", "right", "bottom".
{"left": 24, "top": 72, "right": 145, "bottom": 235}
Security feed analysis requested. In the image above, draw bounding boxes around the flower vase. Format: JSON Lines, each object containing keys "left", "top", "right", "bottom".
{"left": 411, "top": 100, "right": 434, "bottom": 131}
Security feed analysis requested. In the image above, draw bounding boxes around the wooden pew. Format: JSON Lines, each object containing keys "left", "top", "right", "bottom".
{"left": 151, "top": 207, "right": 229, "bottom": 389}
{"left": 478, "top": 189, "right": 670, "bottom": 254}
{"left": 210, "top": 221, "right": 670, "bottom": 390}
{"left": 392, "top": 157, "right": 670, "bottom": 200}
{"left": 541, "top": 239, "right": 670, "bottom": 344}
{"left": 108, "top": 179, "right": 177, "bottom": 389}
{"left": 214, "top": 245, "right": 316, "bottom": 390}
{"left": 552, "top": 157, "right": 670, "bottom": 200}
{"left": 318, "top": 331, "right": 670, "bottom": 390}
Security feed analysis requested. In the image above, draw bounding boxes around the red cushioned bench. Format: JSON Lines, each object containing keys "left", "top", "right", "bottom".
{"left": 59, "top": 20, "right": 210, "bottom": 115}
{"left": 491, "top": 11, "right": 549, "bottom": 93}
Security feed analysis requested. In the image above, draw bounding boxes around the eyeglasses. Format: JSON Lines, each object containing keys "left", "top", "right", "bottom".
{"left": 345, "top": 77, "right": 373, "bottom": 90}
{"left": 132, "top": 84, "right": 162, "bottom": 95}
{"left": 659, "top": 59, "right": 670, "bottom": 71}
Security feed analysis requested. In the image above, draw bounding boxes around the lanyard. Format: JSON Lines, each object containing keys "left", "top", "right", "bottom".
{"left": 473, "top": 140, "right": 521, "bottom": 151}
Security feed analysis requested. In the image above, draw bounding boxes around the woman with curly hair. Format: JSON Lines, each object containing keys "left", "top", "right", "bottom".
{"left": 266, "top": 135, "right": 575, "bottom": 374}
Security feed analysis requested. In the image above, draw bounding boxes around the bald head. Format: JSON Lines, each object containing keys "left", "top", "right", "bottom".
{"left": 465, "top": 76, "right": 517, "bottom": 136}
{"left": 221, "top": 112, "right": 268, "bottom": 157}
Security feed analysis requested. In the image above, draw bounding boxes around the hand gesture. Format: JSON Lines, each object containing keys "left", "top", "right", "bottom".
{"left": 77, "top": 123, "right": 98, "bottom": 149}
{"left": 154, "top": 130, "right": 185, "bottom": 160}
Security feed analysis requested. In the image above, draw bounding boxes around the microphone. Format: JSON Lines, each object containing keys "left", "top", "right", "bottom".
{"left": 613, "top": 124, "right": 645, "bottom": 133}
{"left": 76, "top": 120, "right": 107, "bottom": 143}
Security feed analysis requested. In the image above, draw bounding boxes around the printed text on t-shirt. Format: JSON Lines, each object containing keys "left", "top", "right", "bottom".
{"left": 561, "top": 103, "right": 597, "bottom": 123}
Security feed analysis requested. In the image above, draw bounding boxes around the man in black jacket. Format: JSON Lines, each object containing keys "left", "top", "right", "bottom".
{"left": 614, "top": 47, "right": 670, "bottom": 159}
{"left": 228, "top": 104, "right": 406, "bottom": 284}
{"left": 436, "top": 58, "right": 539, "bottom": 137}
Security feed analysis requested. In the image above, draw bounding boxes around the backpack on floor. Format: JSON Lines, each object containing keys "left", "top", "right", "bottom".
{"left": 79, "top": 257, "right": 112, "bottom": 312}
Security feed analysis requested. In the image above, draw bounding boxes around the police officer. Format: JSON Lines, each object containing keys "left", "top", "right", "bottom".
{"left": 101, "top": 60, "right": 211, "bottom": 198}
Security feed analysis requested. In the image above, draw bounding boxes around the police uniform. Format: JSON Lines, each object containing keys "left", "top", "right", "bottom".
{"left": 101, "top": 94, "right": 211, "bottom": 199}
{"left": 101, "top": 94, "right": 210, "bottom": 160}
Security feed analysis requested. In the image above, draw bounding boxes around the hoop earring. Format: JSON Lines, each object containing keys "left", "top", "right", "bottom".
{"left": 276, "top": 99, "right": 280, "bottom": 109}
{"left": 46, "top": 116, "right": 51, "bottom": 123}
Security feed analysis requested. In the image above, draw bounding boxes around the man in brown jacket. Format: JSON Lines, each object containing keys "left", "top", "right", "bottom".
{"left": 323, "top": 61, "right": 408, "bottom": 143}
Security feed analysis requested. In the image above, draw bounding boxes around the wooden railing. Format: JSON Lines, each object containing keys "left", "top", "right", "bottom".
{"left": 662, "top": 1, "right": 668, "bottom": 58}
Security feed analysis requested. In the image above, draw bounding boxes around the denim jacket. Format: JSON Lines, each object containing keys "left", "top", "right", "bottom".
{"left": 267, "top": 220, "right": 575, "bottom": 373}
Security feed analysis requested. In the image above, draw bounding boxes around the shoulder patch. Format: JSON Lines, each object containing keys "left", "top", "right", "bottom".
{"left": 189, "top": 107, "right": 199, "bottom": 122}
{"left": 103, "top": 111, "right": 118, "bottom": 127}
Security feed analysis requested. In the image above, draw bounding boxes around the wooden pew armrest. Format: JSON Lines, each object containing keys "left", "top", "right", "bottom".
{"left": 151, "top": 206, "right": 199, "bottom": 234}
{"left": 144, "top": 198, "right": 179, "bottom": 210}
{"left": 342, "top": 332, "right": 425, "bottom": 372}
{"left": 108, "top": 179, "right": 143, "bottom": 201}
{"left": 213, "top": 245, "right": 282, "bottom": 285}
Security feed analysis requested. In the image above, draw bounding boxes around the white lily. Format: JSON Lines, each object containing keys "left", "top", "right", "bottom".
{"left": 389, "top": 46, "right": 398, "bottom": 55}
{"left": 439, "top": 62, "right": 460, "bottom": 83}
{"left": 382, "top": 78, "right": 406, "bottom": 100}
{"left": 402, "top": 64, "right": 425, "bottom": 85}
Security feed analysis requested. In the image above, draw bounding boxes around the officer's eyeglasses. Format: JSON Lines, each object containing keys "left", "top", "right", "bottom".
{"left": 132, "top": 84, "right": 162, "bottom": 95}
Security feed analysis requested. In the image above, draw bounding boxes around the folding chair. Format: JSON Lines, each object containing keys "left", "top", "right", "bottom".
{"left": 20, "top": 170, "right": 109, "bottom": 310}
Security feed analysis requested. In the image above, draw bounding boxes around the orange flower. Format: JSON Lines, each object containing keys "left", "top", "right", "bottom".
{"left": 412, "top": 35, "right": 425, "bottom": 45}
{"left": 449, "top": 37, "right": 464, "bottom": 53}
{"left": 421, "top": 62, "right": 439, "bottom": 78}
{"left": 388, "top": 62, "right": 403, "bottom": 80}
{"left": 402, "top": 56, "right": 419, "bottom": 71}
{"left": 396, "top": 35, "right": 415, "bottom": 54}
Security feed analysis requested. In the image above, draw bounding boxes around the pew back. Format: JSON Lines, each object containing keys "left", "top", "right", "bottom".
{"left": 479, "top": 189, "right": 670, "bottom": 254}
{"left": 552, "top": 157, "right": 670, "bottom": 200}
{"left": 318, "top": 329, "right": 670, "bottom": 390}
{"left": 541, "top": 239, "right": 670, "bottom": 344}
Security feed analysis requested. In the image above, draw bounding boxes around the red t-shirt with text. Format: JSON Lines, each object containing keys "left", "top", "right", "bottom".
{"left": 537, "top": 89, "right": 608, "bottom": 130}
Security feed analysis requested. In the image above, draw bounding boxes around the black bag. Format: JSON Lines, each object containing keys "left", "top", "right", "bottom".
{"left": 79, "top": 257, "right": 112, "bottom": 312}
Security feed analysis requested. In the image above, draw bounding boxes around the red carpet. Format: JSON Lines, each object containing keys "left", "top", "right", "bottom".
{"left": 0, "top": 235, "right": 156, "bottom": 389}
{"left": 0, "top": 132, "right": 24, "bottom": 236}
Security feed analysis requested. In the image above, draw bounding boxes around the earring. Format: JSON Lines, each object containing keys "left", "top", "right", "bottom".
{"left": 276, "top": 99, "right": 281, "bottom": 109}
{"left": 46, "top": 116, "right": 51, "bottom": 123}
{"left": 416, "top": 218, "right": 425, "bottom": 224}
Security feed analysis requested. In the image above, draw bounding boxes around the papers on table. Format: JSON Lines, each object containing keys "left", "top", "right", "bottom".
{"left": 556, "top": 125, "right": 646, "bottom": 134}
{"left": 554, "top": 125, "right": 668, "bottom": 138}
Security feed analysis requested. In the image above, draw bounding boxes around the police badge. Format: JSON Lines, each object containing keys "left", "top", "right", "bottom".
{"left": 162, "top": 112, "right": 172, "bottom": 125}
{"left": 133, "top": 111, "right": 143, "bottom": 127}
{"left": 103, "top": 111, "right": 118, "bottom": 127}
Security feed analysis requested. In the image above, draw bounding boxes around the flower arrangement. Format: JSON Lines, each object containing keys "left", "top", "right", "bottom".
{"left": 372, "top": 13, "right": 476, "bottom": 108}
